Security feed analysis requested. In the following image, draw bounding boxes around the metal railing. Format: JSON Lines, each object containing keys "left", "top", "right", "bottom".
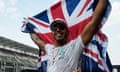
{"left": 113, "top": 65, "right": 120, "bottom": 72}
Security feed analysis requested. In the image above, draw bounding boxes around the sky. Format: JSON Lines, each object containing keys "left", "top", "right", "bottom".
{"left": 0, "top": 0, "right": 120, "bottom": 65}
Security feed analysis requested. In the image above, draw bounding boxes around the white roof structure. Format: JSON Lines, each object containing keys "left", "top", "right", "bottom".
{"left": 0, "top": 36, "right": 38, "bottom": 57}
{"left": 0, "top": 36, "right": 39, "bottom": 68}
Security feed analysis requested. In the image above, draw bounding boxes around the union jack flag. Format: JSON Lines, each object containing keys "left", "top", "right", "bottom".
{"left": 21, "top": 0, "right": 112, "bottom": 72}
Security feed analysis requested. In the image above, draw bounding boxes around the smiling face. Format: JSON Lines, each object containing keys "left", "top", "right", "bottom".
{"left": 50, "top": 20, "right": 68, "bottom": 43}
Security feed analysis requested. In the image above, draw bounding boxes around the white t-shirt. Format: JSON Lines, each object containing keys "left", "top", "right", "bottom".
{"left": 45, "top": 36, "right": 85, "bottom": 72}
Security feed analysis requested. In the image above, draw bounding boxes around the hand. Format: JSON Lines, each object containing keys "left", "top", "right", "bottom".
{"left": 22, "top": 17, "right": 28, "bottom": 24}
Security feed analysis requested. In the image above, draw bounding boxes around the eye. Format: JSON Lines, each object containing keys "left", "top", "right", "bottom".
{"left": 59, "top": 25, "right": 65, "bottom": 30}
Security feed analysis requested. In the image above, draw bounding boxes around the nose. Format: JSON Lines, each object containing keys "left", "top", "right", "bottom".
{"left": 56, "top": 28, "right": 61, "bottom": 32}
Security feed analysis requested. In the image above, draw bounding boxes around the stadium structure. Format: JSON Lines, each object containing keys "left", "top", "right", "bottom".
{"left": 0, "top": 36, "right": 38, "bottom": 72}
{"left": 0, "top": 36, "right": 120, "bottom": 72}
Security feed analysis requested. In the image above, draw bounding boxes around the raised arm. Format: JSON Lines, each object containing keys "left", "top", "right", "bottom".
{"left": 30, "top": 33, "right": 45, "bottom": 51}
{"left": 81, "top": 0, "right": 108, "bottom": 46}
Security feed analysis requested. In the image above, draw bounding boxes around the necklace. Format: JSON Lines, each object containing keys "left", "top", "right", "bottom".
{"left": 52, "top": 47, "right": 65, "bottom": 64}
{"left": 52, "top": 47, "right": 60, "bottom": 64}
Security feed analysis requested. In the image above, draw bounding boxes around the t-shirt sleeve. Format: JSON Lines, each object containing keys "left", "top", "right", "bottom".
{"left": 45, "top": 44, "right": 55, "bottom": 55}
{"left": 78, "top": 36, "right": 85, "bottom": 48}
{"left": 45, "top": 44, "right": 49, "bottom": 51}
{"left": 71, "top": 36, "right": 85, "bottom": 49}
{"left": 45, "top": 44, "right": 51, "bottom": 54}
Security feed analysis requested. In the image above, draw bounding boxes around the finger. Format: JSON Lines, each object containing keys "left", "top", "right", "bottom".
{"left": 23, "top": 17, "right": 27, "bottom": 20}
{"left": 22, "top": 17, "right": 28, "bottom": 24}
{"left": 73, "top": 70, "right": 80, "bottom": 72}
{"left": 22, "top": 21, "right": 26, "bottom": 23}
{"left": 73, "top": 70, "right": 77, "bottom": 72}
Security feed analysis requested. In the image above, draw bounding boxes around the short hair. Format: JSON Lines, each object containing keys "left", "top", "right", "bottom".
{"left": 50, "top": 19, "right": 68, "bottom": 31}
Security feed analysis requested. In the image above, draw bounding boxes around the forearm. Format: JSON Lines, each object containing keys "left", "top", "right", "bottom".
{"left": 81, "top": 0, "right": 107, "bottom": 45}
{"left": 91, "top": 0, "right": 108, "bottom": 25}
{"left": 30, "top": 33, "right": 45, "bottom": 51}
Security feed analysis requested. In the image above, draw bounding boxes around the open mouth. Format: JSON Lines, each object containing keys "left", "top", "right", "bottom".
{"left": 56, "top": 32, "right": 63, "bottom": 37}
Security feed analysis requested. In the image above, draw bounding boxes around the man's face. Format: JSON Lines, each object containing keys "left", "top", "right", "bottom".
{"left": 51, "top": 24, "right": 68, "bottom": 41}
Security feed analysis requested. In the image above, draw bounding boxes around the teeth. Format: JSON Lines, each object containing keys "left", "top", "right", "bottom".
{"left": 57, "top": 33, "right": 61, "bottom": 36}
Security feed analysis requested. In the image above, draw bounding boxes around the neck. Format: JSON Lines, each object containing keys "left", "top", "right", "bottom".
{"left": 55, "top": 39, "right": 67, "bottom": 47}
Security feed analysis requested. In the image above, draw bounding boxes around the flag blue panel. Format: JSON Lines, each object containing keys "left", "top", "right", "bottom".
{"left": 65, "top": 0, "right": 80, "bottom": 16}
{"left": 34, "top": 10, "right": 50, "bottom": 24}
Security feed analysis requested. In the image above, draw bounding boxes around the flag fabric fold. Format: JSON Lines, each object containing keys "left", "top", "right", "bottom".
{"left": 21, "top": 0, "right": 112, "bottom": 72}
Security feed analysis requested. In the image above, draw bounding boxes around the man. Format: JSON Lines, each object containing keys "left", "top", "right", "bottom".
{"left": 30, "top": 0, "right": 107, "bottom": 72}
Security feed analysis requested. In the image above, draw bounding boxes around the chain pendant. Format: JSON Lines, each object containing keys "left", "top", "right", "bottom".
{"left": 53, "top": 58, "right": 55, "bottom": 64}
